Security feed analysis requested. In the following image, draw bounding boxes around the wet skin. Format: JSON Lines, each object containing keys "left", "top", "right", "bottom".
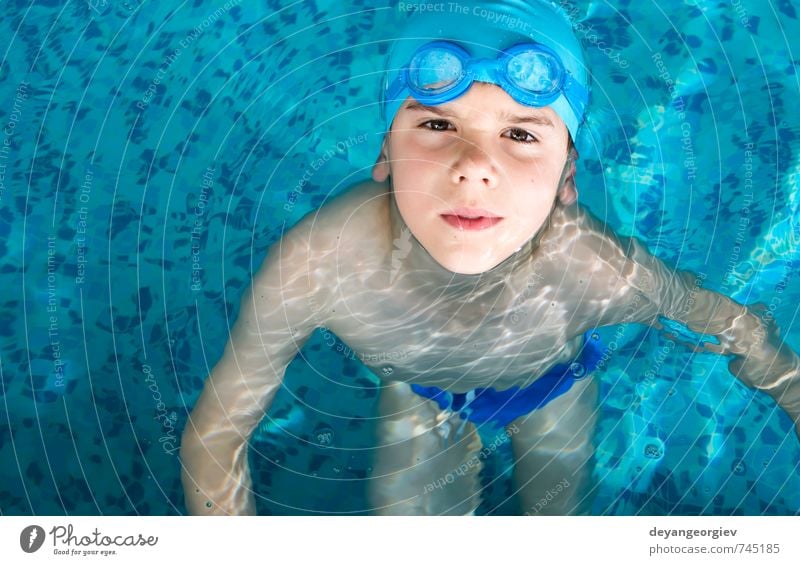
{"left": 180, "top": 87, "right": 800, "bottom": 516}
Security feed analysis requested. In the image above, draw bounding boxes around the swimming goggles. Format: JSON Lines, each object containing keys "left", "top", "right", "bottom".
{"left": 384, "top": 40, "right": 588, "bottom": 123}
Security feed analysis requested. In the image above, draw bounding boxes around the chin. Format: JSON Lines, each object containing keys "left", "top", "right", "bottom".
{"left": 432, "top": 250, "right": 505, "bottom": 275}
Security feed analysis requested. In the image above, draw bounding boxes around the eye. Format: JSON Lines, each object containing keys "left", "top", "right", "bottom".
{"left": 419, "top": 119, "right": 455, "bottom": 132}
{"left": 506, "top": 128, "right": 538, "bottom": 144}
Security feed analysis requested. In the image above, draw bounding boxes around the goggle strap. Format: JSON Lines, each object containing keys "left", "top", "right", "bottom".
{"left": 561, "top": 74, "right": 589, "bottom": 119}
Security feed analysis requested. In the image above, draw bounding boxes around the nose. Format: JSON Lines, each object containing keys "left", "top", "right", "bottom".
{"left": 449, "top": 139, "right": 498, "bottom": 189}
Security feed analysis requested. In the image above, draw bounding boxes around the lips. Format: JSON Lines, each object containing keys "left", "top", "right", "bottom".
{"left": 440, "top": 207, "right": 504, "bottom": 231}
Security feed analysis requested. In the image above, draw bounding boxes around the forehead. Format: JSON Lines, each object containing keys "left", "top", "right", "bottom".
{"left": 399, "top": 83, "right": 565, "bottom": 131}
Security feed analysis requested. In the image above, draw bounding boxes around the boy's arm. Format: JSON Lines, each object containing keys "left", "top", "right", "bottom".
{"left": 180, "top": 221, "right": 326, "bottom": 515}
{"left": 576, "top": 206, "right": 800, "bottom": 437}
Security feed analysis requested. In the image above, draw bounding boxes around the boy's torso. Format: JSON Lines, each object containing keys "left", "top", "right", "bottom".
{"left": 298, "top": 181, "right": 626, "bottom": 393}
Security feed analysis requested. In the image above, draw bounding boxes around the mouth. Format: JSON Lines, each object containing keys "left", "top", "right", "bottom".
{"left": 440, "top": 207, "right": 504, "bottom": 231}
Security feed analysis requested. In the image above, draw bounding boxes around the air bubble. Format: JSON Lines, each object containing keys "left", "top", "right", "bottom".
{"left": 644, "top": 442, "right": 664, "bottom": 459}
{"left": 570, "top": 362, "right": 586, "bottom": 377}
{"left": 314, "top": 424, "right": 335, "bottom": 446}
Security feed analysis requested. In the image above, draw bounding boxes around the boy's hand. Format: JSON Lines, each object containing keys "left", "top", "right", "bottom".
{"left": 723, "top": 314, "right": 800, "bottom": 441}
{"left": 563, "top": 204, "right": 800, "bottom": 441}
{"left": 662, "top": 301, "right": 800, "bottom": 440}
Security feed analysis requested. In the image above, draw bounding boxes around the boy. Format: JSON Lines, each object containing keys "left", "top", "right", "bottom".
{"left": 180, "top": 0, "right": 800, "bottom": 515}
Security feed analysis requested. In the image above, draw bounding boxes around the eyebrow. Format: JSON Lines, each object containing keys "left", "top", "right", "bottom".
{"left": 405, "top": 101, "right": 554, "bottom": 128}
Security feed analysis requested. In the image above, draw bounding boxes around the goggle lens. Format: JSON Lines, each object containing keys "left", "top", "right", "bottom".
{"left": 409, "top": 47, "right": 464, "bottom": 93}
{"left": 506, "top": 50, "right": 560, "bottom": 95}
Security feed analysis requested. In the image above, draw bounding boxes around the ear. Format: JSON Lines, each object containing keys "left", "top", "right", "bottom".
{"left": 557, "top": 147, "right": 579, "bottom": 206}
{"left": 371, "top": 135, "right": 391, "bottom": 183}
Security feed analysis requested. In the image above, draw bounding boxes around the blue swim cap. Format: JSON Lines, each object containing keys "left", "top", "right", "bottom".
{"left": 381, "top": 0, "right": 589, "bottom": 141}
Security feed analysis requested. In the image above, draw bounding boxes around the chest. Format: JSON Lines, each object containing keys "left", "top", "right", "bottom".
{"left": 325, "top": 281, "right": 584, "bottom": 392}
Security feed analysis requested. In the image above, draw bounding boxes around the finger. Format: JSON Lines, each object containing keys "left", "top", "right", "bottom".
{"left": 700, "top": 341, "right": 726, "bottom": 354}
{"left": 662, "top": 331, "right": 706, "bottom": 353}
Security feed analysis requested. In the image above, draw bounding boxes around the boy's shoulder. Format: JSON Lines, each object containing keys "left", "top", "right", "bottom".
{"left": 297, "top": 178, "right": 387, "bottom": 225}
{"left": 542, "top": 202, "right": 657, "bottom": 287}
{"left": 282, "top": 179, "right": 392, "bottom": 261}
{"left": 550, "top": 202, "right": 684, "bottom": 305}
{"left": 254, "top": 181, "right": 390, "bottom": 316}
{"left": 545, "top": 201, "right": 627, "bottom": 258}
{"left": 318, "top": 179, "right": 390, "bottom": 230}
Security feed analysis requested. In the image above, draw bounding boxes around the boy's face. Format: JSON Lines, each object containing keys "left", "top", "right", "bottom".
{"left": 373, "top": 82, "right": 575, "bottom": 275}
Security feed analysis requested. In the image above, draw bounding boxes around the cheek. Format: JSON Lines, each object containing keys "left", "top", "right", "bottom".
{"left": 390, "top": 142, "right": 436, "bottom": 180}
{"left": 393, "top": 187, "right": 433, "bottom": 223}
{"left": 506, "top": 182, "right": 558, "bottom": 224}
{"left": 522, "top": 165, "right": 563, "bottom": 199}
{"left": 511, "top": 180, "right": 558, "bottom": 207}
{"left": 389, "top": 152, "right": 444, "bottom": 206}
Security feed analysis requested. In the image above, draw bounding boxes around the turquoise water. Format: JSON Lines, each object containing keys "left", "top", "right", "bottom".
{"left": 0, "top": 0, "right": 798, "bottom": 515}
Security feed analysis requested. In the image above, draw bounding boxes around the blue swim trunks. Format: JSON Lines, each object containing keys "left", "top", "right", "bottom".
{"left": 410, "top": 330, "right": 604, "bottom": 427}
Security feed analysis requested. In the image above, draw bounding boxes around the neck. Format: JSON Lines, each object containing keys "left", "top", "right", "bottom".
{"left": 387, "top": 187, "right": 554, "bottom": 295}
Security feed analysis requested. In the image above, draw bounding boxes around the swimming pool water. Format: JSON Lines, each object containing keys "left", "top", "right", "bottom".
{"left": 0, "top": 0, "right": 798, "bottom": 515}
